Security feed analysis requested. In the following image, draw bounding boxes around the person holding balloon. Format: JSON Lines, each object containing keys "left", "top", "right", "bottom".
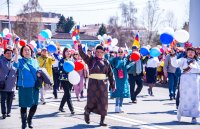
{"left": 58, "top": 47, "right": 75, "bottom": 114}
{"left": 77, "top": 41, "right": 115, "bottom": 126}
{"left": 110, "top": 47, "right": 130, "bottom": 113}
{"left": 126, "top": 46, "right": 148, "bottom": 104}
{"left": 170, "top": 47, "right": 200, "bottom": 124}
{"left": 37, "top": 48, "right": 55, "bottom": 104}
{"left": 72, "top": 51, "right": 86, "bottom": 101}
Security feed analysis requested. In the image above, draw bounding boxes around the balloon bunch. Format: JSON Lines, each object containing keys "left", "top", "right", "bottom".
{"left": 71, "top": 25, "right": 80, "bottom": 45}
{"left": 63, "top": 60, "right": 84, "bottom": 85}
{"left": 97, "top": 34, "right": 118, "bottom": 47}
{"left": 160, "top": 27, "right": 190, "bottom": 45}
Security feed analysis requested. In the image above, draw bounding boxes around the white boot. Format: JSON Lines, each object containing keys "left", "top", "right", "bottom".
{"left": 119, "top": 107, "right": 124, "bottom": 113}
{"left": 115, "top": 106, "right": 119, "bottom": 113}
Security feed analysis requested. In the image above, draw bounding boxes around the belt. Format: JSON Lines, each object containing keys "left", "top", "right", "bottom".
{"left": 89, "top": 74, "right": 107, "bottom": 80}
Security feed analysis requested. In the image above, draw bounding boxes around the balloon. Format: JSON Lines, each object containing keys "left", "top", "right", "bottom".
{"left": 3, "top": 28, "right": 9, "bottom": 35}
{"left": 38, "top": 34, "right": 46, "bottom": 41}
{"left": 162, "top": 27, "right": 174, "bottom": 35}
{"left": 65, "top": 44, "right": 72, "bottom": 49}
{"left": 45, "top": 29, "right": 52, "bottom": 38}
{"left": 130, "top": 52, "right": 140, "bottom": 61}
{"left": 15, "top": 37, "right": 20, "bottom": 43}
{"left": 68, "top": 70, "right": 80, "bottom": 85}
{"left": 97, "top": 35, "right": 102, "bottom": 40}
{"left": 63, "top": 61, "right": 75, "bottom": 73}
{"left": 30, "top": 40, "right": 37, "bottom": 48}
{"left": 72, "top": 36, "right": 76, "bottom": 41}
{"left": 174, "top": 30, "right": 190, "bottom": 43}
{"left": 28, "top": 44, "right": 34, "bottom": 51}
{"left": 5, "top": 33, "right": 12, "bottom": 39}
{"left": 19, "top": 40, "right": 26, "bottom": 47}
{"left": 77, "top": 25, "right": 80, "bottom": 30}
{"left": 140, "top": 46, "right": 149, "bottom": 56}
{"left": 103, "top": 34, "right": 107, "bottom": 40}
{"left": 74, "top": 60, "right": 84, "bottom": 71}
{"left": 40, "top": 30, "right": 51, "bottom": 39}
{"left": 47, "top": 43, "right": 57, "bottom": 53}
{"left": 160, "top": 33, "right": 173, "bottom": 44}
{"left": 150, "top": 47, "right": 161, "bottom": 57}
{"left": 76, "top": 35, "right": 80, "bottom": 40}
{"left": 111, "top": 38, "right": 118, "bottom": 46}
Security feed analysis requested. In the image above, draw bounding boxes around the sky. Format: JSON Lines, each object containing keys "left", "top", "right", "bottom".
{"left": 0, "top": 0, "right": 189, "bottom": 30}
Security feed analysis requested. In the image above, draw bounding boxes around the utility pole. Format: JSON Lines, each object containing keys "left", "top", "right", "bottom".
{"left": 7, "top": 0, "right": 11, "bottom": 32}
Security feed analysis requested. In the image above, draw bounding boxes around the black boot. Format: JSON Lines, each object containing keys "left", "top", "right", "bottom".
{"left": 84, "top": 111, "right": 90, "bottom": 124}
{"left": 100, "top": 116, "right": 107, "bottom": 126}
{"left": 21, "top": 113, "right": 27, "bottom": 129}
{"left": 27, "top": 105, "right": 37, "bottom": 128}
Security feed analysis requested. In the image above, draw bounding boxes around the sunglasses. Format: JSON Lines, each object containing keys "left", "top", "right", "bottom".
{"left": 118, "top": 51, "right": 123, "bottom": 53}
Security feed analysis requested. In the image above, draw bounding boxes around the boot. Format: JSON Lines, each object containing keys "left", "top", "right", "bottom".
{"left": 84, "top": 111, "right": 90, "bottom": 124}
{"left": 21, "top": 113, "right": 27, "bottom": 129}
{"left": 27, "top": 113, "right": 34, "bottom": 128}
{"left": 100, "top": 116, "right": 107, "bottom": 126}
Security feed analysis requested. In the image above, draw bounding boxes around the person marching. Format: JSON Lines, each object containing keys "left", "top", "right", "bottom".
{"left": 13, "top": 45, "right": 39, "bottom": 129}
{"left": 0, "top": 49, "right": 17, "bottom": 119}
{"left": 77, "top": 41, "right": 115, "bottom": 126}
{"left": 170, "top": 47, "right": 200, "bottom": 124}
{"left": 58, "top": 47, "right": 75, "bottom": 115}
{"left": 110, "top": 47, "right": 130, "bottom": 113}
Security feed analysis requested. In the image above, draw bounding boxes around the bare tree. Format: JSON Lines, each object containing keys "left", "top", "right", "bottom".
{"left": 142, "top": 0, "right": 162, "bottom": 46}
{"left": 14, "top": 0, "right": 42, "bottom": 42}
{"left": 163, "top": 11, "right": 177, "bottom": 30}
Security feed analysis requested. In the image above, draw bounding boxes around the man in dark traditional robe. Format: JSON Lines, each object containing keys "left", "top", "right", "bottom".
{"left": 78, "top": 42, "right": 115, "bottom": 126}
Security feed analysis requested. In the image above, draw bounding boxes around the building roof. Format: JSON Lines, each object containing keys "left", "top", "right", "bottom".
{"left": 52, "top": 33, "right": 98, "bottom": 40}
{"left": 0, "top": 15, "right": 59, "bottom": 23}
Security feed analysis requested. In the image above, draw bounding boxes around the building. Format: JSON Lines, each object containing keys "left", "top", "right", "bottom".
{"left": 0, "top": 12, "right": 60, "bottom": 33}
{"left": 80, "top": 24, "right": 101, "bottom": 36}
{"left": 52, "top": 33, "right": 100, "bottom": 48}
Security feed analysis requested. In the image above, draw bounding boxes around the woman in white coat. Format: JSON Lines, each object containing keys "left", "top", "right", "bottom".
{"left": 171, "top": 47, "right": 200, "bottom": 124}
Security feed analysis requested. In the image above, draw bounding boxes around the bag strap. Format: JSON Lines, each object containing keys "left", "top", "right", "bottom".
{"left": 42, "top": 58, "right": 47, "bottom": 68}
{"left": 5, "top": 61, "right": 12, "bottom": 81}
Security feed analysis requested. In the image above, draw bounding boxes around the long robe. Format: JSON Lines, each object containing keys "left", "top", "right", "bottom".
{"left": 78, "top": 45, "right": 115, "bottom": 116}
{"left": 171, "top": 57, "right": 200, "bottom": 120}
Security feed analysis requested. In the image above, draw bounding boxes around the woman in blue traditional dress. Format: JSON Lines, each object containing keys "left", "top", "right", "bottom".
{"left": 110, "top": 47, "right": 130, "bottom": 113}
{"left": 13, "top": 45, "right": 39, "bottom": 129}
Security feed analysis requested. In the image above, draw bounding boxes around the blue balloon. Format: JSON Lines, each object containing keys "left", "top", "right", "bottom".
{"left": 40, "top": 30, "right": 49, "bottom": 39}
{"left": 77, "top": 25, "right": 80, "bottom": 29}
{"left": 140, "top": 46, "right": 149, "bottom": 56}
{"left": 76, "top": 35, "right": 80, "bottom": 40}
{"left": 63, "top": 61, "right": 75, "bottom": 72}
{"left": 150, "top": 47, "right": 161, "bottom": 57}
{"left": 160, "top": 33, "right": 173, "bottom": 44}
{"left": 47, "top": 44, "right": 57, "bottom": 53}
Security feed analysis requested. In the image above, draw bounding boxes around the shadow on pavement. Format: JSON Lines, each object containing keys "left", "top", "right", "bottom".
{"left": 109, "top": 126, "right": 140, "bottom": 129}
{"left": 34, "top": 111, "right": 60, "bottom": 119}
{"left": 150, "top": 120, "right": 196, "bottom": 126}
{"left": 142, "top": 99, "right": 170, "bottom": 102}
{"left": 127, "top": 110, "right": 177, "bottom": 115}
{"left": 61, "top": 124, "right": 100, "bottom": 129}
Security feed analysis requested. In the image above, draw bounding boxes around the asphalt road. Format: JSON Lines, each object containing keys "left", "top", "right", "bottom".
{"left": 1, "top": 85, "right": 200, "bottom": 129}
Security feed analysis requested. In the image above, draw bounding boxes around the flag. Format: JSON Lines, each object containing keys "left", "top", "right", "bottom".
{"left": 132, "top": 32, "right": 140, "bottom": 48}
{"left": 125, "top": 43, "right": 129, "bottom": 54}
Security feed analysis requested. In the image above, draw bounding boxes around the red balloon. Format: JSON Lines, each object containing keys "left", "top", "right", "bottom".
{"left": 74, "top": 60, "right": 84, "bottom": 71}
{"left": 130, "top": 52, "right": 140, "bottom": 61}
{"left": 19, "top": 40, "right": 26, "bottom": 47}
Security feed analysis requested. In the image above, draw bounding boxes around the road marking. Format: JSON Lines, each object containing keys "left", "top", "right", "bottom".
{"left": 47, "top": 102, "right": 171, "bottom": 129}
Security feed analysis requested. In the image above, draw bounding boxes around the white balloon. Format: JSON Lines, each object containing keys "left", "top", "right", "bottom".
{"left": 3, "top": 28, "right": 9, "bottom": 35}
{"left": 97, "top": 35, "right": 102, "bottom": 40}
{"left": 174, "top": 30, "right": 190, "bottom": 43}
{"left": 112, "top": 46, "right": 119, "bottom": 52}
{"left": 68, "top": 71, "right": 80, "bottom": 85}
{"left": 111, "top": 38, "right": 118, "bottom": 46}
{"left": 72, "top": 36, "right": 76, "bottom": 41}
{"left": 30, "top": 40, "right": 37, "bottom": 48}
{"left": 162, "top": 27, "right": 174, "bottom": 36}
{"left": 45, "top": 29, "right": 52, "bottom": 38}
{"left": 103, "top": 34, "right": 107, "bottom": 40}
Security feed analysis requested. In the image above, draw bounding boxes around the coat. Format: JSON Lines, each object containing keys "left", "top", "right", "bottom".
{"left": 171, "top": 57, "right": 200, "bottom": 119}
{"left": 0, "top": 56, "right": 17, "bottom": 92}
{"left": 110, "top": 57, "right": 130, "bottom": 98}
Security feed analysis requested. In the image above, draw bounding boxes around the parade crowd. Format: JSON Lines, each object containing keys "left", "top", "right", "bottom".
{"left": 0, "top": 38, "right": 200, "bottom": 129}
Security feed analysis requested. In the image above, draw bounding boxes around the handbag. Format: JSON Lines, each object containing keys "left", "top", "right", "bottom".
{"left": 0, "top": 68, "right": 11, "bottom": 90}
{"left": 117, "top": 69, "right": 124, "bottom": 79}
